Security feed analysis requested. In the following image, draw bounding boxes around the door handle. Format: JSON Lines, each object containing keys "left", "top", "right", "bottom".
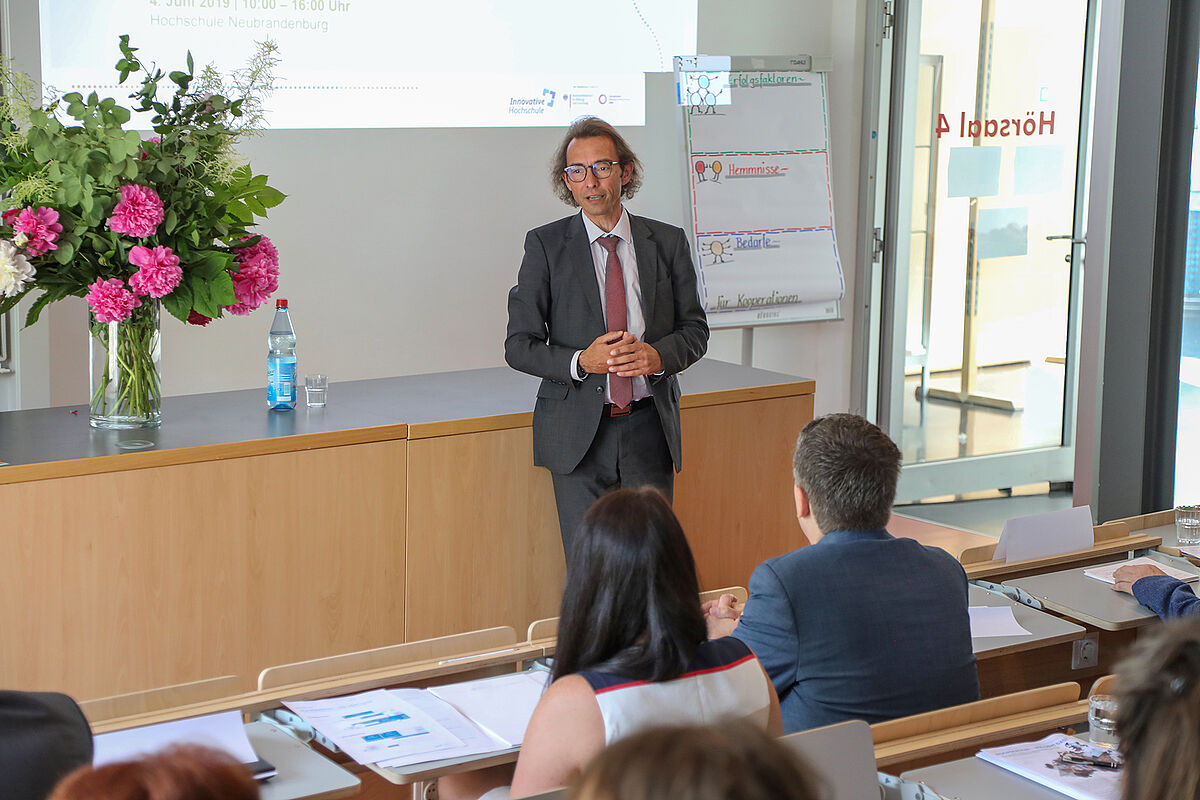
{"left": 1046, "top": 234, "right": 1086, "bottom": 244}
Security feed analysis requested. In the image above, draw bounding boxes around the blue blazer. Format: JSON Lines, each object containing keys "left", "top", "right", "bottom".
{"left": 1132, "top": 575, "right": 1200, "bottom": 618}
{"left": 733, "top": 529, "right": 980, "bottom": 733}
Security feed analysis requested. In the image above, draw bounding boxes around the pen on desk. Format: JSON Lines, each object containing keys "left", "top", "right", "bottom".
{"left": 437, "top": 647, "right": 518, "bottom": 665}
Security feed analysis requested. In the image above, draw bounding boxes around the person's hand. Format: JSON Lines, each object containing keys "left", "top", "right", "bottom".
{"left": 579, "top": 331, "right": 635, "bottom": 374}
{"left": 1112, "top": 563, "right": 1168, "bottom": 594}
{"left": 606, "top": 337, "right": 663, "bottom": 377}
{"left": 703, "top": 594, "right": 742, "bottom": 639}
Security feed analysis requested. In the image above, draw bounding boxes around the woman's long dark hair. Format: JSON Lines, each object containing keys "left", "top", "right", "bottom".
{"left": 551, "top": 487, "right": 706, "bottom": 683}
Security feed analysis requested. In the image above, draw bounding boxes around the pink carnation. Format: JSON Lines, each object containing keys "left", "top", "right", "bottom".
{"left": 127, "top": 245, "right": 182, "bottom": 298}
{"left": 86, "top": 278, "right": 141, "bottom": 323}
{"left": 186, "top": 310, "right": 213, "bottom": 326}
{"left": 236, "top": 234, "right": 279, "bottom": 270}
{"left": 12, "top": 206, "right": 62, "bottom": 256}
{"left": 225, "top": 260, "right": 279, "bottom": 316}
{"left": 225, "top": 234, "right": 280, "bottom": 315}
{"left": 1, "top": 208, "right": 19, "bottom": 226}
{"left": 107, "top": 184, "right": 164, "bottom": 238}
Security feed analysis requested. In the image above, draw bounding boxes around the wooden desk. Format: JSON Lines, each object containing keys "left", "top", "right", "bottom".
{"left": 0, "top": 359, "right": 813, "bottom": 701}
{"left": 969, "top": 585, "right": 1087, "bottom": 698}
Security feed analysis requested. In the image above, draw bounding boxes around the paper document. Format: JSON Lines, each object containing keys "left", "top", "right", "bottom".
{"left": 968, "top": 606, "right": 1033, "bottom": 638}
{"left": 374, "top": 688, "right": 512, "bottom": 769}
{"left": 284, "top": 689, "right": 464, "bottom": 765}
{"left": 994, "top": 505, "right": 1094, "bottom": 563}
{"left": 1083, "top": 557, "right": 1199, "bottom": 585}
{"left": 94, "top": 710, "right": 258, "bottom": 767}
{"left": 1180, "top": 545, "right": 1200, "bottom": 559}
{"left": 977, "top": 733, "right": 1121, "bottom": 800}
{"left": 428, "top": 670, "right": 550, "bottom": 747}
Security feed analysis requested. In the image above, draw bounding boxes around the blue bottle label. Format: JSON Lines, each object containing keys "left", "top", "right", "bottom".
{"left": 268, "top": 357, "right": 297, "bottom": 405}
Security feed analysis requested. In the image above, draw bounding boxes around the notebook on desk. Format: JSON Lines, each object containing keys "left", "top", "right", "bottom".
{"left": 93, "top": 710, "right": 277, "bottom": 781}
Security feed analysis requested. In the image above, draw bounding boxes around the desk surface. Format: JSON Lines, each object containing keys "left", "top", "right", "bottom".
{"left": 248, "top": 722, "right": 360, "bottom": 800}
{"left": 1002, "top": 554, "right": 1200, "bottom": 630}
{"left": 903, "top": 755, "right": 1079, "bottom": 800}
{"left": 969, "top": 585, "right": 1086, "bottom": 659}
{"left": 0, "top": 358, "right": 811, "bottom": 472}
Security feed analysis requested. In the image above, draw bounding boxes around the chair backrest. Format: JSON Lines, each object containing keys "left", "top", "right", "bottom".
{"left": 781, "top": 720, "right": 881, "bottom": 800}
{"left": 258, "top": 627, "right": 518, "bottom": 690}
{"left": 527, "top": 616, "right": 558, "bottom": 643}
{"left": 1089, "top": 674, "right": 1117, "bottom": 697}
{"left": 871, "top": 681, "right": 1081, "bottom": 744}
{"left": 698, "top": 585, "right": 749, "bottom": 606}
{"left": 80, "top": 676, "right": 243, "bottom": 724}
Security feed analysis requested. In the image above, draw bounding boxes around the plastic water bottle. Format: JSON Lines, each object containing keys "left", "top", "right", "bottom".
{"left": 267, "top": 298, "right": 297, "bottom": 410}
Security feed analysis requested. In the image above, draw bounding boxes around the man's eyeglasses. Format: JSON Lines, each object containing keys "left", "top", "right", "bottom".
{"left": 564, "top": 160, "right": 622, "bottom": 182}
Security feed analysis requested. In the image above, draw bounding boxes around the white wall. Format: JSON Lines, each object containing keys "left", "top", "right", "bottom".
{"left": 22, "top": 0, "right": 868, "bottom": 416}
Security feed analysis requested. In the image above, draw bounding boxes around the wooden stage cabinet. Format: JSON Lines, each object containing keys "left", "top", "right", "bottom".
{"left": 0, "top": 359, "right": 813, "bottom": 700}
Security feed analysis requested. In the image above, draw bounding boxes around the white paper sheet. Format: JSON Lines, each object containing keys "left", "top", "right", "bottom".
{"left": 374, "top": 689, "right": 511, "bottom": 769}
{"left": 1083, "top": 556, "right": 1200, "bottom": 585}
{"left": 93, "top": 710, "right": 258, "bottom": 767}
{"left": 994, "top": 505, "right": 1094, "bottom": 563}
{"left": 1180, "top": 545, "right": 1200, "bottom": 558}
{"left": 283, "top": 689, "right": 463, "bottom": 765}
{"left": 969, "top": 606, "right": 1033, "bottom": 638}
{"left": 428, "top": 670, "right": 550, "bottom": 747}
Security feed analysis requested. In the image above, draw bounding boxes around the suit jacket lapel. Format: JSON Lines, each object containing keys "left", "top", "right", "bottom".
{"left": 630, "top": 214, "right": 657, "bottom": 326}
{"left": 565, "top": 214, "right": 604, "bottom": 326}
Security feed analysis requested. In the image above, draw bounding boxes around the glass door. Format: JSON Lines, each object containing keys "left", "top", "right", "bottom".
{"left": 873, "top": 0, "right": 1095, "bottom": 502}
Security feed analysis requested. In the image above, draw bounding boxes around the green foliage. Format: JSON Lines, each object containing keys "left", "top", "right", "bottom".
{"left": 0, "top": 37, "right": 286, "bottom": 326}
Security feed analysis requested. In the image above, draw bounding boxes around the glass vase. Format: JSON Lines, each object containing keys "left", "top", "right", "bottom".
{"left": 88, "top": 300, "right": 162, "bottom": 428}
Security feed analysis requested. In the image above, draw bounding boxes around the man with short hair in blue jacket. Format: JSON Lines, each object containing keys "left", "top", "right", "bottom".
{"left": 705, "top": 414, "right": 980, "bottom": 734}
{"left": 1113, "top": 563, "right": 1200, "bottom": 618}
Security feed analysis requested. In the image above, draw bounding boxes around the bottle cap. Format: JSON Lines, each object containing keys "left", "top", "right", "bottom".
{"left": 276, "top": 298, "right": 288, "bottom": 308}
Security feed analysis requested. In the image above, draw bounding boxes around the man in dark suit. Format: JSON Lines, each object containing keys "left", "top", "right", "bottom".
{"left": 0, "top": 690, "right": 93, "bottom": 800}
{"left": 505, "top": 117, "right": 708, "bottom": 549}
{"left": 706, "top": 414, "right": 980, "bottom": 733}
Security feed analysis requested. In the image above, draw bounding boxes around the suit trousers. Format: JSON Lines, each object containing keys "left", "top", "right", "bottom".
{"left": 550, "top": 402, "right": 674, "bottom": 553}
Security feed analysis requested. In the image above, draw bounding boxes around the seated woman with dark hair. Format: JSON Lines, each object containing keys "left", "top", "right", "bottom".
{"left": 48, "top": 745, "right": 259, "bottom": 800}
{"left": 440, "top": 488, "right": 781, "bottom": 800}
{"left": 1114, "top": 616, "right": 1200, "bottom": 800}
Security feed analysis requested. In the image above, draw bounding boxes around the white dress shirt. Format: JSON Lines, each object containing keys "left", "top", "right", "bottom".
{"left": 570, "top": 208, "right": 652, "bottom": 402}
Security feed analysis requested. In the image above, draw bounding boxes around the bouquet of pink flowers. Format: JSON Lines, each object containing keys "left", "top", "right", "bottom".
{"left": 0, "top": 36, "right": 285, "bottom": 427}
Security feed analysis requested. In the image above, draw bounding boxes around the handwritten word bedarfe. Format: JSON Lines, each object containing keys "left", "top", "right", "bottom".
{"left": 936, "top": 111, "right": 1056, "bottom": 139}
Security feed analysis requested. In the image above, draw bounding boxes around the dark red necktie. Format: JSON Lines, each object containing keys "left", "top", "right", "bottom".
{"left": 598, "top": 236, "right": 633, "bottom": 409}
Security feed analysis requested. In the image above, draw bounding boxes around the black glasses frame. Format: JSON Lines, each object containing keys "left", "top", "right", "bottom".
{"left": 563, "top": 160, "right": 622, "bottom": 182}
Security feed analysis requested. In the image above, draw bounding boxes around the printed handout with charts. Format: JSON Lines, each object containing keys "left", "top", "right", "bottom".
{"left": 282, "top": 669, "right": 551, "bottom": 769}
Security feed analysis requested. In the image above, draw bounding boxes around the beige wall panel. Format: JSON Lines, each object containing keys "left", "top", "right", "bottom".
{"left": 675, "top": 394, "right": 815, "bottom": 590}
{"left": 405, "top": 394, "right": 813, "bottom": 641}
{"left": 405, "top": 428, "right": 564, "bottom": 641}
{"left": 0, "top": 440, "right": 406, "bottom": 700}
